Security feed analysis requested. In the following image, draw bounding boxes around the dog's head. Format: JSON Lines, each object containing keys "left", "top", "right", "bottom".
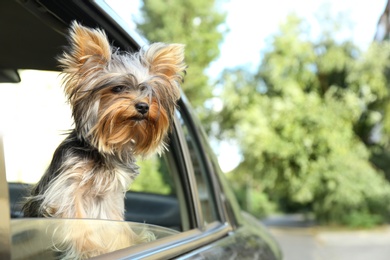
{"left": 58, "top": 21, "right": 186, "bottom": 156}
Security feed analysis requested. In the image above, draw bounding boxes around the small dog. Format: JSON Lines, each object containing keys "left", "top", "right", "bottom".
{"left": 22, "top": 21, "right": 186, "bottom": 259}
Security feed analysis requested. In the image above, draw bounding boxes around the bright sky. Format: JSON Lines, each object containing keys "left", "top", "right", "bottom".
{"left": 107, "top": 0, "right": 388, "bottom": 172}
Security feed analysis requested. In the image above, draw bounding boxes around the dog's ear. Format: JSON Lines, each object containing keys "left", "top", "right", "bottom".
{"left": 59, "top": 21, "right": 111, "bottom": 71}
{"left": 144, "top": 43, "right": 186, "bottom": 81}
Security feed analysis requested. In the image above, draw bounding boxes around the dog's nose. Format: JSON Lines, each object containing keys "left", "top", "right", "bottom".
{"left": 135, "top": 102, "right": 149, "bottom": 115}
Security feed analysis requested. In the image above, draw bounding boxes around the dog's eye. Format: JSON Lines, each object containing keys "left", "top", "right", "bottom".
{"left": 139, "top": 85, "right": 147, "bottom": 92}
{"left": 111, "top": 85, "right": 126, "bottom": 93}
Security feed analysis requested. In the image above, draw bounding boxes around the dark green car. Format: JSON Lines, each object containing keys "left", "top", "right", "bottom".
{"left": 0, "top": 0, "right": 281, "bottom": 259}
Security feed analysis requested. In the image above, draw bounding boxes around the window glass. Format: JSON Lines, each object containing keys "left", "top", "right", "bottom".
{"left": 177, "top": 110, "right": 219, "bottom": 225}
{"left": 11, "top": 218, "right": 178, "bottom": 260}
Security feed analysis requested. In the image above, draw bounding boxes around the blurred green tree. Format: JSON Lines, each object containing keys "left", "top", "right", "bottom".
{"left": 131, "top": 155, "right": 172, "bottom": 195}
{"left": 137, "top": 0, "right": 226, "bottom": 110}
{"left": 219, "top": 15, "right": 390, "bottom": 226}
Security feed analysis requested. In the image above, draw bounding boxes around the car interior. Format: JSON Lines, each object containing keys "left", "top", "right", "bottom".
{"left": 0, "top": 0, "right": 141, "bottom": 76}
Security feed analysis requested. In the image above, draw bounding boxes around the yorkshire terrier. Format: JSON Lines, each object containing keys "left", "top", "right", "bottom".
{"left": 22, "top": 21, "right": 186, "bottom": 259}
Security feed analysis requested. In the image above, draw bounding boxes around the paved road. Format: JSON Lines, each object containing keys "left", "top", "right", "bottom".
{"left": 262, "top": 215, "right": 390, "bottom": 260}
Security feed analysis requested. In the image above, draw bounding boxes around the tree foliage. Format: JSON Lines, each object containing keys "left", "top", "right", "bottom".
{"left": 137, "top": 0, "right": 226, "bottom": 109}
{"left": 219, "top": 15, "right": 390, "bottom": 226}
{"left": 131, "top": 155, "right": 172, "bottom": 195}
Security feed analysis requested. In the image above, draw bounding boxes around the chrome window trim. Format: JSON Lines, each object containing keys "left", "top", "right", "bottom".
{"left": 93, "top": 222, "right": 232, "bottom": 260}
